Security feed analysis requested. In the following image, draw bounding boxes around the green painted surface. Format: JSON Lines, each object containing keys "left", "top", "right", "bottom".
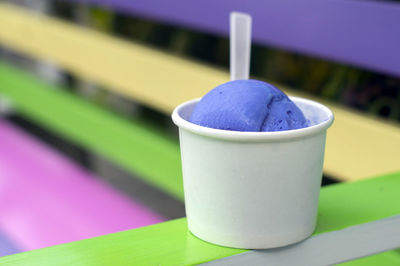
{"left": 0, "top": 61, "right": 184, "bottom": 201}
{"left": 1, "top": 172, "right": 399, "bottom": 265}
{"left": 0, "top": 219, "right": 246, "bottom": 266}
{"left": 340, "top": 250, "right": 400, "bottom": 266}
{"left": 315, "top": 171, "right": 400, "bottom": 234}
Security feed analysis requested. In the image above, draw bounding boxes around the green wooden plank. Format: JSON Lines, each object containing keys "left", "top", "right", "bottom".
{"left": 1, "top": 172, "right": 399, "bottom": 265}
{"left": 316, "top": 171, "right": 400, "bottom": 234}
{"left": 340, "top": 250, "right": 400, "bottom": 266}
{"left": 0, "top": 61, "right": 184, "bottom": 201}
{"left": 0, "top": 219, "right": 247, "bottom": 266}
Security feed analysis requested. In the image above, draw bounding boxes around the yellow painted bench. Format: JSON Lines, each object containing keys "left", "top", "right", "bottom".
{"left": 0, "top": 2, "right": 399, "bottom": 182}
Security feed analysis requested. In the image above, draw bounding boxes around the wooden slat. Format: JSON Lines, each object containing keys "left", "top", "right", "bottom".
{"left": 0, "top": 2, "right": 223, "bottom": 114}
{"left": 0, "top": 3, "right": 400, "bottom": 181}
{"left": 0, "top": 61, "right": 184, "bottom": 201}
{"left": 340, "top": 250, "right": 400, "bottom": 266}
{"left": 62, "top": 0, "right": 400, "bottom": 77}
{"left": 206, "top": 217, "right": 400, "bottom": 265}
{"left": 0, "top": 119, "right": 164, "bottom": 251}
{"left": 1, "top": 171, "right": 399, "bottom": 265}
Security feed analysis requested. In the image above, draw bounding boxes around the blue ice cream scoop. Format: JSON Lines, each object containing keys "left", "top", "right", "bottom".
{"left": 189, "top": 80, "right": 308, "bottom": 132}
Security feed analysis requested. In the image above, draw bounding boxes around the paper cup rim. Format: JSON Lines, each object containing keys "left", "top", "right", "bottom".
{"left": 172, "top": 97, "right": 334, "bottom": 142}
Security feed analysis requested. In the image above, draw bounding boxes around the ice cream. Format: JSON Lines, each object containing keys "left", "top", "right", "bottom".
{"left": 190, "top": 79, "right": 309, "bottom": 132}
{"left": 172, "top": 12, "right": 334, "bottom": 250}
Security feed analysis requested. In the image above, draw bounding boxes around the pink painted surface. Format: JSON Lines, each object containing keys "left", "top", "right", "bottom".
{"left": 0, "top": 119, "right": 165, "bottom": 251}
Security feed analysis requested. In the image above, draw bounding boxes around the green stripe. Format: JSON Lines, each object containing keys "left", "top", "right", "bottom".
{"left": 315, "top": 171, "right": 400, "bottom": 234}
{"left": 339, "top": 250, "right": 400, "bottom": 266}
{"left": 0, "top": 219, "right": 246, "bottom": 266}
{"left": 0, "top": 61, "right": 184, "bottom": 201}
{"left": 1, "top": 172, "right": 399, "bottom": 265}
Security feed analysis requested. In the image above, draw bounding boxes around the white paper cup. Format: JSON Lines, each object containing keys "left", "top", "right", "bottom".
{"left": 172, "top": 97, "right": 334, "bottom": 249}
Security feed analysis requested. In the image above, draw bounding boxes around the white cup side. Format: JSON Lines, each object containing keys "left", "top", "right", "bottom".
{"left": 172, "top": 97, "right": 334, "bottom": 249}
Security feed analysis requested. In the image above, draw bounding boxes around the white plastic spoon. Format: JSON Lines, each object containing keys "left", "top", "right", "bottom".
{"left": 230, "top": 12, "right": 252, "bottom": 81}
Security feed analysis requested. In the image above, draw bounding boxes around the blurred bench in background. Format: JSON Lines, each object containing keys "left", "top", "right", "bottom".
{"left": 0, "top": 2, "right": 400, "bottom": 183}
{"left": 0, "top": 0, "right": 400, "bottom": 264}
{"left": 0, "top": 118, "right": 164, "bottom": 254}
{"left": 0, "top": 61, "right": 184, "bottom": 201}
{"left": 1, "top": 171, "right": 399, "bottom": 265}
{"left": 62, "top": 0, "right": 400, "bottom": 77}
